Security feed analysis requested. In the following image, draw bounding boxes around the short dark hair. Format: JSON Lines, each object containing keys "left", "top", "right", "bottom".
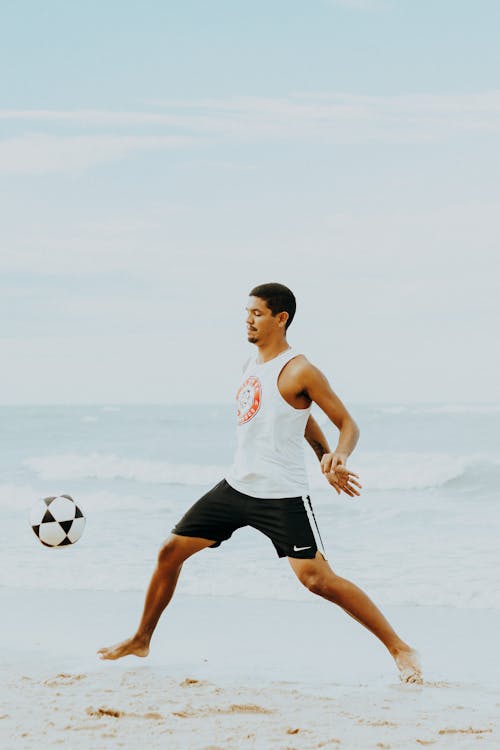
{"left": 249, "top": 282, "right": 296, "bottom": 330}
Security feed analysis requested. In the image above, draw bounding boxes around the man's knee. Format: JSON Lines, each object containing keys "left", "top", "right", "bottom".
{"left": 157, "top": 539, "right": 180, "bottom": 568}
{"left": 296, "top": 565, "right": 341, "bottom": 598}
{"left": 157, "top": 534, "right": 213, "bottom": 567}
{"left": 297, "top": 568, "right": 327, "bottom": 595}
{"left": 157, "top": 535, "right": 195, "bottom": 567}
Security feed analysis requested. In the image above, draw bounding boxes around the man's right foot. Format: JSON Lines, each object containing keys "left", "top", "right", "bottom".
{"left": 97, "top": 636, "right": 150, "bottom": 661}
{"left": 393, "top": 646, "right": 423, "bottom": 684}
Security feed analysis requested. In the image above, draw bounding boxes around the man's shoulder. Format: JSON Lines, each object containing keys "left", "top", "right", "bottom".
{"left": 285, "top": 353, "right": 329, "bottom": 387}
{"left": 288, "top": 352, "right": 309, "bottom": 367}
{"left": 284, "top": 353, "right": 317, "bottom": 380}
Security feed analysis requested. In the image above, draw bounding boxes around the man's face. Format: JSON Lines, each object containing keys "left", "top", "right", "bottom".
{"left": 245, "top": 296, "right": 282, "bottom": 344}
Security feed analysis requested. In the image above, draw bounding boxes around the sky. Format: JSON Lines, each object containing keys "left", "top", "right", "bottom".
{"left": 1, "top": 0, "right": 499, "bottom": 405}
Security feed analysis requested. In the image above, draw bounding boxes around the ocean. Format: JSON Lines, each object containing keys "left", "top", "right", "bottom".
{"left": 1, "top": 403, "right": 499, "bottom": 610}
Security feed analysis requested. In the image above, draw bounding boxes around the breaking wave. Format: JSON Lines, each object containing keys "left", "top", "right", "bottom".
{"left": 21, "top": 451, "right": 500, "bottom": 493}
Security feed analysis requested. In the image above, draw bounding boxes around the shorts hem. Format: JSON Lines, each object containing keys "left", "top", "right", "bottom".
{"left": 171, "top": 529, "right": 223, "bottom": 547}
{"left": 282, "top": 550, "right": 319, "bottom": 560}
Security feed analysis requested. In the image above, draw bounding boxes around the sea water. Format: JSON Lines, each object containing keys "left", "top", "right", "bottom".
{"left": 1, "top": 403, "right": 499, "bottom": 609}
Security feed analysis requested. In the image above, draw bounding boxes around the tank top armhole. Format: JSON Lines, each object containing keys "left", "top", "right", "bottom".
{"left": 276, "top": 353, "right": 311, "bottom": 413}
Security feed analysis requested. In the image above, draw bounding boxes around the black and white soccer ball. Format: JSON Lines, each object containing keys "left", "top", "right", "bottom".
{"left": 30, "top": 495, "right": 86, "bottom": 547}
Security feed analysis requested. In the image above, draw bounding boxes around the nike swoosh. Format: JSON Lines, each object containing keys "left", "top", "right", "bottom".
{"left": 293, "top": 545, "right": 312, "bottom": 551}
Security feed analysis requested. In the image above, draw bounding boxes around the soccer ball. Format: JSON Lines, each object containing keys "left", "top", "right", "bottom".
{"left": 30, "top": 495, "right": 86, "bottom": 547}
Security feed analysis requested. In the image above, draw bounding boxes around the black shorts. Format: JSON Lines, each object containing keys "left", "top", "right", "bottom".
{"left": 171, "top": 479, "right": 327, "bottom": 560}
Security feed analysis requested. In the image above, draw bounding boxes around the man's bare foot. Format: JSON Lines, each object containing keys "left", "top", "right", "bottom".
{"left": 393, "top": 646, "right": 423, "bottom": 684}
{"left": 97, "top": 636, "right": 150, "bottom": 661}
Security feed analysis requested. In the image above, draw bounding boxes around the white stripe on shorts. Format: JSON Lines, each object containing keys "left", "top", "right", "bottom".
{"left": 301, "top": 495, "right": 327, "bottom": 560}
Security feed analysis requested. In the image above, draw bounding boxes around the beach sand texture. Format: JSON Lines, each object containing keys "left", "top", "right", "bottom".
{"left": 1, "top": 590, "right": 499, "bottom": 749}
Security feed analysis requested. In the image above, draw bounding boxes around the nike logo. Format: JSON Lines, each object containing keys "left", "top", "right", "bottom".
{"left": 293, "top": 545, "right": 312, "bottom": 551}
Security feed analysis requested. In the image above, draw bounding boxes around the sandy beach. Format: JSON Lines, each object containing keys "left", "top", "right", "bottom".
{"left": 2, "top": 589, "right": 499, "bottom": 749}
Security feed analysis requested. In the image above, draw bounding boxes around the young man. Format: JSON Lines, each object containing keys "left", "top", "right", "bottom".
{"left": 98, "top": 283, "right": 422, "bottom": 684}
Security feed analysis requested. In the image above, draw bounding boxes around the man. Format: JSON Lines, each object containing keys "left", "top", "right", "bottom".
{"left": 98, "top": 282, "right": 422, "bottom": 684}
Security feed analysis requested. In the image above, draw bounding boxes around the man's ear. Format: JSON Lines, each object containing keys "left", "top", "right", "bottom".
{"left": 277, "top": 311, "right": 289, "bottom": 328}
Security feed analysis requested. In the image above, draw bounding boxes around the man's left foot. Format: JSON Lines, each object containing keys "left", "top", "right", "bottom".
{"left": 393, "top": 647, "right": 423, "bottom": 684}
{"left": 97, "top": 635, "right": 149, "bottom": 661}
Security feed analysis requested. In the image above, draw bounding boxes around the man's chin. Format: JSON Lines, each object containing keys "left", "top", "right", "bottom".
{"left": 247, "top": 334, "right": 258, "bottom": 344}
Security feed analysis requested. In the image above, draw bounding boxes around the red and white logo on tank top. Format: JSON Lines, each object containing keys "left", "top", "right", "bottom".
{"left": 236, "top": 375, "right": 261, "bottom": 425}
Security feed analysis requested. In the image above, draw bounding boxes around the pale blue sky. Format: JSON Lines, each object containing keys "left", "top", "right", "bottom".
{"left": 1, "top": 0, "right": 499, "bottom": 404}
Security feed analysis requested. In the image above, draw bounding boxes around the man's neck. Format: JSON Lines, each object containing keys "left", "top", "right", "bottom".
{"left": 256, "top": 340, "right": 290, "bottom": 364}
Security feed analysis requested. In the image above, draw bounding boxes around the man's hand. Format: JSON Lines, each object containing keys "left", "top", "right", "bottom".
{"left": 320, "top": 451, "right": 362, "bottom": 497}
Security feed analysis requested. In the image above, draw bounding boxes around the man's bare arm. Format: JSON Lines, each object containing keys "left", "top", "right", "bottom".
{"left": 304, "top": 415, "right": 330, "bottom": 461}
{"left": 303, "top": 365, "right": 359, "bottom": 458}
{"left": 304, "top": 413, "right": 361, "bottom": 496}
{"left": 301, "top": 362, "right": 362, "bottom": 497}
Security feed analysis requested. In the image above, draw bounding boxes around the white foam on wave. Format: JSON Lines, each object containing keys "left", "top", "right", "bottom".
{"left": 23, "top": 450, "right": 500, "bottom": 492}
{"left": 24, "top": 453, "right": 227, "bottom": 486}
{"left": 308, "top": 451, "right": 500, "bottom": 492}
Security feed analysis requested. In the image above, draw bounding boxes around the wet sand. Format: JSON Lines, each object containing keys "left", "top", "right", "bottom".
{"left": 1, "top": 589, "right": 499, "bottom": 748}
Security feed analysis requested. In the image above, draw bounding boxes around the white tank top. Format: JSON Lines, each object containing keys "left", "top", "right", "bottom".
{"left": 225, "top": 348, "right": 311, "bottom": 498}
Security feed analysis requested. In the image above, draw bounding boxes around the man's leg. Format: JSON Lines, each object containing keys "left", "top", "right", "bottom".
{"left": 98, "top": 534, "right": 214, "bottom": 660}
{"left": 288, "top": 552, "right": 422, "bottom": 683}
